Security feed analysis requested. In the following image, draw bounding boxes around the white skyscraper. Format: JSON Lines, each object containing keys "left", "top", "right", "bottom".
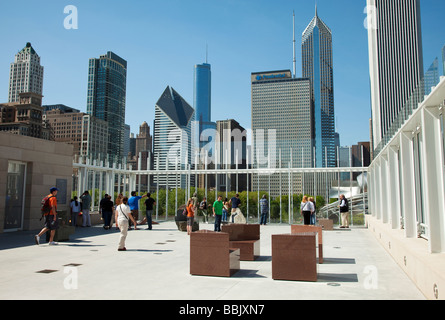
{"left": 367, "top": 0, "right": 424, "bottom": 149}
{"left": 8, "top": 43, "right": 44, "bottom": 103}
{"left": 153, "top": 86, "right": 195, "bottom": 189}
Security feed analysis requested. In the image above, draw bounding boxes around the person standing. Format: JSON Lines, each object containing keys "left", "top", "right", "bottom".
{"left": 213, "top": 195, "right": 224, "bottom": 232}
{"left": 230, "top": 193, "right": 241, "bottom": 223}
{"left": 339, "top": 194, "right": 350, "bottom": 228}
{"left": 259, "top": 194, "right": 269, "bottom": 225}
{"left": 128, "top": 191, "right": 147, "bottom": 230}
{"left": 80, "top": 191, "right": 92, "bottom": 227}
{"left": 300, "top": 196, "right": 314, "bottom": 225}
{"left": 69, "top": 196, "right": 81, "bottom": 227}
{"left": 186, "top": 198, "right": 195, "bottom": 235}
{"left": 199, "top": 197, "right": 208, "bottom": 224}
{"left": 35, "top": 187, "right": 59, "bottom": 245}
{"left": 141, "top": 193, "right": 156, "bottom": 230}
{"left": 222, "top": 198, "right": 229, "bottom": 222}
{"left": 309, "top": 197, "right": 316, "bottom": 225}
{"left": 101, "top": 195, "right": 114, "bottom": 230}
{"left": 115, "top": 197, "right": 138, "bottom": 251}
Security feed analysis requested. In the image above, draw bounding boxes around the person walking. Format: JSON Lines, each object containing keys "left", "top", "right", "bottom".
{"left": 213, "top": 195, "right": 224, "bottom": 232}
{"left": 115, "top": 197, "right": 138, "bottom": 251}
{"left": 259, "top": 194, "right": 269, "bottom": 225}
{"left": 80, "top": 191, "right": 92, "bottom": 227}
{"left": 339, "top": 194, "right": 350, "bottom": 228}
{"left": 114, "top": 194, "right": 123, "bottom": 230}
{"left": 128, "top": 191, "right": 147, "bottom": 230}
{"left": 69, "top": 196, "right": 81, "bottom": 227}
{"left": 141, "top": 193, "right": 156, "bottom": 230}
{"left": 300, "top": 196, "right": 314, "bottom": 225}
{"left": 35, "top": 187, "right": 59, "bottom": 245}
{"left": 186, "top": 198, "right": 195, "bottom": 235}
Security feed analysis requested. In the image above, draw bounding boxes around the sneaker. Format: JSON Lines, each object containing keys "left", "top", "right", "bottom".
{"left": 34, "top": 235, "right": 40, "bottom": 245}
{"left": 48, "top": 241, "right": 58, "bottom": 245}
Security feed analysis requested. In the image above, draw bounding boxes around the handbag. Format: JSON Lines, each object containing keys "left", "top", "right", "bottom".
{"left": 119, "top": 205, "right": 129, "bottom": 220}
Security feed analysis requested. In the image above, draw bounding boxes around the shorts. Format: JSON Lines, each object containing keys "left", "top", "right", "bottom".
{"left": 187, "top": 217, "right": 194, "bottom": 226}
{"left": 44, "top": 215, "right": 59, "bottom": 230}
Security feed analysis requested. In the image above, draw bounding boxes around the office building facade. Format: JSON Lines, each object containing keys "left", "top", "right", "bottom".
{"left": 44, "top": 107, "right": 108, "bottom": 158}
{"left": 302, "top": 9, "right": 336, "bottom": 168}
{"left": 215, "top": 119, "right": 247, "bottom": 192}
{"left": 0, "top": 92, "right": 51, "bottom": 141}
{"left": 8, "top": 43, "right": 44, "bottom": 103}
{"left": 251, "top": 70, "right": 314, "bottom": 196}
{"left": 87, "top": 51, "right": 127, "bottom": 161}
{"left": 367, "top": 0, "right": 424, "bottom": 149}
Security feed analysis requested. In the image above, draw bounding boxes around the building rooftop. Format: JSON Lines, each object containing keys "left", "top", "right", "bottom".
{"left": 0, "top": 220, "right": 425, "bottom": 301}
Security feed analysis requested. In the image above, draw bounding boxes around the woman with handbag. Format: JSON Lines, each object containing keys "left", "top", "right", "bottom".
{"left": 115, "top": 197, "right": 138, "bottom": 251}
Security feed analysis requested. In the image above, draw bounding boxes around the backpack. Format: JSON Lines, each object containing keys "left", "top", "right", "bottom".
{"left": 40, "top": 195, "right": 54, "bottom": 219}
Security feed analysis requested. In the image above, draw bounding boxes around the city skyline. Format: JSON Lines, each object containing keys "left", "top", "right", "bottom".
{"left": 0, "top": 0, "right": 444, "bottom": 148}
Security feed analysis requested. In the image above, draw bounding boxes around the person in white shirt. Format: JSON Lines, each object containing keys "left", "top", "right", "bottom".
{"left": 115, "top": 197, "right": 138, "bottom": 251}
{"left": 300, "top": 196, "right": 315, "bottom": 225}
{"left": 70, "top": 196, "right": 81, "bottom": 227}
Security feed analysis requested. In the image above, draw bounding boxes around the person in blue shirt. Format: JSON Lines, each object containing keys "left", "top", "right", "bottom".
{"left": 128, "top": 191, "right": 147, "bottom": 230}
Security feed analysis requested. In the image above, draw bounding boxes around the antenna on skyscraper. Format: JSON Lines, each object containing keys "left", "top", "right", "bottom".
{"left": 293, "top": 10, "right": 296, "bottom": 78}
{"left": 206, "top": 43, "right": 208, "bottom": 64}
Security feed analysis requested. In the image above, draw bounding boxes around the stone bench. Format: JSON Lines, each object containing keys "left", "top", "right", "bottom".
{"left": 272, "top": 233, "right": 317, "bottom": 282}
{"left": 291, "top": 225, "right": 324, "bottom": 264}
{"left": 190, "top": 230, "right": 240, "bottom": 277}
{"left": 221, "top": 224, "right": 260, "bottom": 261}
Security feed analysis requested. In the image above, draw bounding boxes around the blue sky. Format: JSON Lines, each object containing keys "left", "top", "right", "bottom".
{"left": 0, "top": 0, "right": 444, "bottom": 147}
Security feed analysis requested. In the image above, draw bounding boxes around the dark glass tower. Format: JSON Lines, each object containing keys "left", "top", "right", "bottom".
{"left": 302, "top": 8, "right": 335, "bottom": 168}
{"left": 87, "top": 51, "right": 127, "bottom": 161}
{"left": 194, "top": 63, "right": 216, "bottom": 152}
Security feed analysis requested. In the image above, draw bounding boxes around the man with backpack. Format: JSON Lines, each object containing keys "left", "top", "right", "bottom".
{"left": 35, "top": 187, "right": 59, "bottom": 245}
{"left": 339, "top": 194, "right": 350, "bottom": 229}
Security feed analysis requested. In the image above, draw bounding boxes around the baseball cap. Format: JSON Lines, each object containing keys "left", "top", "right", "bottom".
{"left": 50, "top": 187, "right": 59, "bottom": 193}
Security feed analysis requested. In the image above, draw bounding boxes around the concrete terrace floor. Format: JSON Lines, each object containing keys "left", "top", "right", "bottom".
{"left": 0, "top": 221, "right": 426, "bottom": 301}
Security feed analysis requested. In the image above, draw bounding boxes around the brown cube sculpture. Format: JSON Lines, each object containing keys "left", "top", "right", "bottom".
{"left": 221, "top": 224, "right": 260, "bottom": 241}
{"left": 291, "top": 225, "right": 323, "bottom": 264}
{"left": 318, "top": 218, "right": 334, "bottom": 230}
{"left": 221, "top": 224, "right": 260, "bottom": 261}
{"left": 190, "top": 230, "right": 240, "bottom": 277}
{"left": 272, "top": 233, "right": 317, "bottom": 282}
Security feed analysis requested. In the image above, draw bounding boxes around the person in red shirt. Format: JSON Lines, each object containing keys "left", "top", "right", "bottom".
{"left": 186, "top": 198, "right": 195, "bottom": 235}
{"left": 35, "top": 187, "right": 59, "bottom": 245}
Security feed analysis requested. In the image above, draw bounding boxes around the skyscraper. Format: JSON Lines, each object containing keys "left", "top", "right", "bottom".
{"left": 251, "top": 70, "right": 314, "bottom": 196}
{"left": 367, "top": 0, "right": 424, "bottom": 148}
{"left": 425, "top": 58, "right": 440, "bottom": 96}
{"left": 301, "top": 7, "right": 336, "bottom": 168}
{"left": 194, "top": 62, "right": 216, "bottom": 150}
{"left": 153, "top": 86, "right": 195, "bottom": 188}
{"left": 442, "top": 44, "right": 445, "bottom": 77}
{"left": 8, "top": 43, "right": 44, "bottom": 103}
{"left": 87, "top": 51, "right": 127, "bottom": 161}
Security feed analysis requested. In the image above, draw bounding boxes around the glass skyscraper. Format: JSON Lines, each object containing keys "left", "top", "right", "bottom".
{"left": 87, "top": 51, "right": 127, "bottom": 161}
{"left": 302, "top": 8, "right": 336, "bottom": 168}
{"left": 193, "top": 63, "right": 216, "bottom": 152}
